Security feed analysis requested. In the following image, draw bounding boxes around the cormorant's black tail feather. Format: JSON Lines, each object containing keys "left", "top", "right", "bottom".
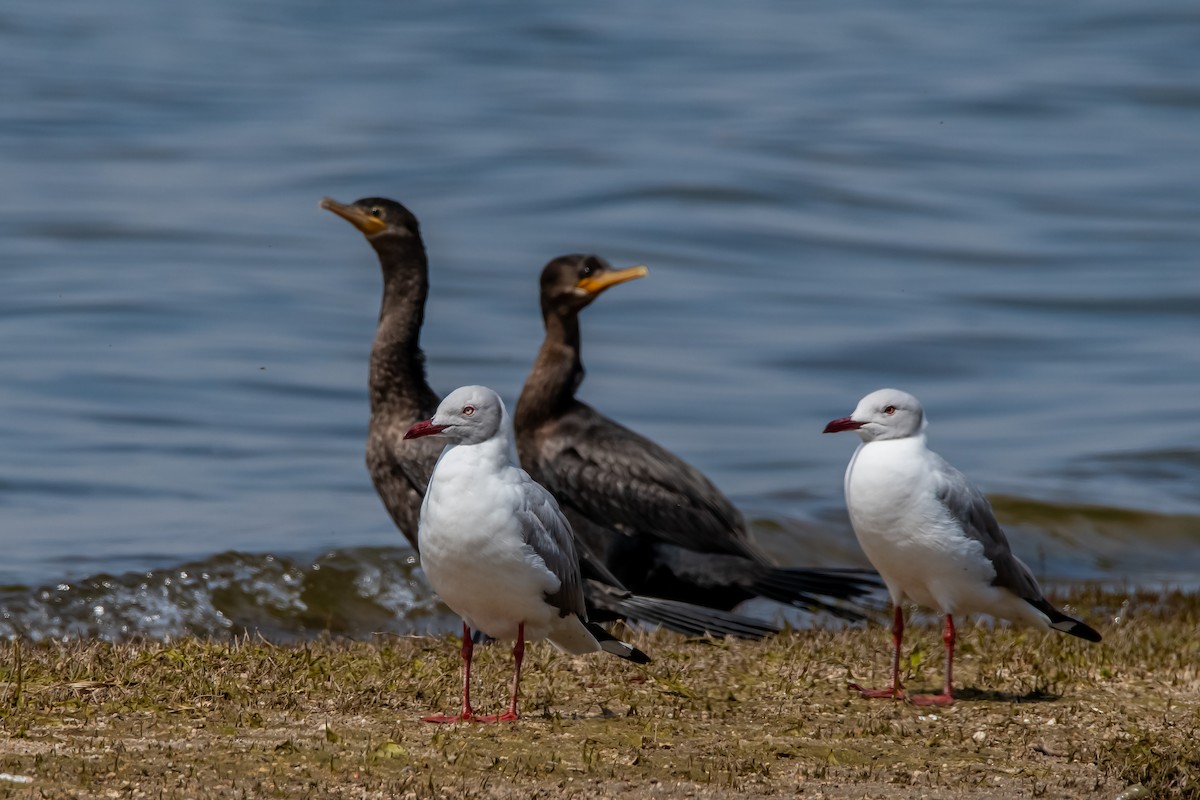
{"left": 751, "top": 567, "right": 884, "bottom": 621}
{"left": 585, "top": 579, "right": 780, "bottom": 639}
{"left": 610, "top": 594, "right": 781, "bottom": 640}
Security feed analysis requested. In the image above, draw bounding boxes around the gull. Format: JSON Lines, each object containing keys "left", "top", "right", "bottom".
{"left": 405, "top": 385, "right": 649, "bottom": 723}
{"left": 824, "top": 388, "right": 1101, "bottom": 706}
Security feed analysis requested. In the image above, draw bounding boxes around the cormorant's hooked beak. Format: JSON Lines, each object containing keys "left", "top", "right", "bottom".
{"left": 823, "top": 417, "right": 865, "bottom": 434}
{"left": 578, "top": 265, "right": 648, "bottom": 295}
{"left": 404, "top": 420, "right": 449, "bottom": 440}
{"left": 320, "top": 197, "right": 388, "bottom": 236}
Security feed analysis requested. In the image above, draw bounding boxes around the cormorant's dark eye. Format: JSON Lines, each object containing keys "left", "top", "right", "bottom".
{"left": 579, "top": 261, "right": 595, "bottom": 278}
{"left": 369, "top": 207, "right": 384, "bottom": 218}
{"left": 884, "top": 405, "right": 897, "bottom": 415}
{"left": 463, "top": 405, "right": 476, "bottom": 417}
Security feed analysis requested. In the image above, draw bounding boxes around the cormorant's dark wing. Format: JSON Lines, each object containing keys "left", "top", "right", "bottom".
{"left": 536, "top": 403, "right": 768, "bottom": 562}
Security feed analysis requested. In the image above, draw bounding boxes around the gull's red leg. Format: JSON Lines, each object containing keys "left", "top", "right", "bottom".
{"left": 479, "top": 622, "right": 524, "bottom": 723}
{"left": 500, "top": 622, "right": 524, "bottom": 721}
{"left": 911, "top": 614, "right": 956, "bottom": 707}
{"left": 423, "top": 621, "right": 476, "bottom": 723}
{"left": 850, "top": 604, "right": 906, "bottom": 699}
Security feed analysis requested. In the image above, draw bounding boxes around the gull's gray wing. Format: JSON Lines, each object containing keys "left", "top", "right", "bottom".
{"left": 514, "top": 474, "right": 587, "bottom": 620}
{"left": 931, "top": 454, "right": 1102, "bottom": 642}
{"left": 930, "top": 453, "right": 1044, "bottom": 602}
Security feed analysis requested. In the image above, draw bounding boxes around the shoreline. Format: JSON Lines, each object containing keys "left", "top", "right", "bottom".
{"left": 0, "top": 587, "right": 1197, "bottom": 799}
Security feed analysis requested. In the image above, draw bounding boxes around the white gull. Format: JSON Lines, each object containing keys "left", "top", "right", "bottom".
{"left": 405, "top": 385, "right": 649, "bottom": 723}
{"left": 824, "top": 388, "right": 1101, "bottom": 706}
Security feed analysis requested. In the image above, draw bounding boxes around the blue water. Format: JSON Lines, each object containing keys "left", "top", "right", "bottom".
{"left": 2, "top": 0, "right": 1198, "bottom": 639}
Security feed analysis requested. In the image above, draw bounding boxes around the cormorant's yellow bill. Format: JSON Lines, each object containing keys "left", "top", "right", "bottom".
{"left": 320, "top": 197, "right": 389, "bottom": 236}
{"left": 577, "top": 265, "right": 648, "bottom": 295}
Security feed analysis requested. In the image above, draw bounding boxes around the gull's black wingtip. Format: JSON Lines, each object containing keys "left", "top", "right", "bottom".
{"left": 1034, "top": 598, "right": 1102, "bottom": 643}
{"left": 621, "top": 644, "right": 652, "bottom": 665}
{"left": 586, "top": 621, "right": 652, "bottom": 664}
{"left": 1057, "top": 618, "right": 1102, "bottom": 643}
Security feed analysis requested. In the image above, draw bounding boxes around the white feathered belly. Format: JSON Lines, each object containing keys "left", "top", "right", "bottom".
{"left": 847, "top": 445, "right": 999, "bottom": 616}
{"left": 419, "top": 508, "right": 564, "bottom": 642}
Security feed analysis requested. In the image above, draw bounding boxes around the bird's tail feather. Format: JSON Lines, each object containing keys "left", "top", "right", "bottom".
{"left": 609, "top": 594, "right": 780, "bottom": 640}
{"left": 584, "top": 622, "right": 651, "bottom": 664}
{"left": 751, "top": 567, "right": 884, "bottom": 621}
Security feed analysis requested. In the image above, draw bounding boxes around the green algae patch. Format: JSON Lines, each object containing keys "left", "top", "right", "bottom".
{"left": 0, "top": 588, "right": 1197, "bottom": 799}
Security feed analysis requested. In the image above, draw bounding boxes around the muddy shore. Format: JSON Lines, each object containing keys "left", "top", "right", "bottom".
{"left": 0, "top": 587, "right": 1196, "bottom": 799}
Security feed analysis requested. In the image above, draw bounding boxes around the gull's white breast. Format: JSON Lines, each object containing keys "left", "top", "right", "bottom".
{"left": 419, "top": 443, "right": 564, "bottom": 641}
{"left": 845, "top": 436, "right": 996, "bottom": 614}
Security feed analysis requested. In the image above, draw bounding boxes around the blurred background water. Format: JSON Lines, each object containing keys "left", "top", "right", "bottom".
{"left": 1, "top": 0, "right": 1197, "bottom": 640}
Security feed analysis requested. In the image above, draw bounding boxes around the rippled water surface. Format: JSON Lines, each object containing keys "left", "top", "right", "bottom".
{"left": 2, "top": 0, "right": 1198, "bottom": 639}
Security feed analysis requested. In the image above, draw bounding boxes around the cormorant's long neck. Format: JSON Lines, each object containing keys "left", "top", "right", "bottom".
{"left": 516, "top": 308, "right": 584, "bottom": 429}
{"left": 369, "top": 236, "right": 438, "bottom": 421}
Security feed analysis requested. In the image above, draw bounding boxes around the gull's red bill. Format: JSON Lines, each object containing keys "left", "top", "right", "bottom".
{"left": 404, "top": 420, "right": 448, "bottom": 440}
{"left": 823, "top": 417, "right": 865, "bottom": 434}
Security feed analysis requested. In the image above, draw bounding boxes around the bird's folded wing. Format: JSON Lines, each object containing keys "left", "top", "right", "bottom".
{"left": 514, "top": 481, "right": 588, "bottom": 619}
{"left": 539, "top": 406, "right": 766, "bottom": 561}
{"left": 931, "top": 454, "right": 1043, "bottom": 601}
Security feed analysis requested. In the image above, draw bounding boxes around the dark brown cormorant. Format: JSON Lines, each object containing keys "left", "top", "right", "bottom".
{"left": 321, "top": 197, "right": 778, "bottom": 639}
{"left": 515, "top": 254, "right": 880, "bottom": 616}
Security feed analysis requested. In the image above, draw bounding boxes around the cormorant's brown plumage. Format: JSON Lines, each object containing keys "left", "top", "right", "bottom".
{"left": 321, "top": 196, "right": 442, "bottom": 545}
{"left": 322, "top": 199, "right": 779, "bottom": 639}
{"left": 515, "top": 254, "right": 880, "bottom": 616}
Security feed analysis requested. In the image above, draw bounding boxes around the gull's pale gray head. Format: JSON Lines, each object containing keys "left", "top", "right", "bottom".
{"left": 823, "top": 388, "right": 926, "bottom": 443}
{"left": 404, "top": 385, "right": 505, "bottom": 445}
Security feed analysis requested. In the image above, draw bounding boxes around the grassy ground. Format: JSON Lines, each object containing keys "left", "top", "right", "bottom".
{"left": 0, "top": 587, "right": 1197, "bottom": 799}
